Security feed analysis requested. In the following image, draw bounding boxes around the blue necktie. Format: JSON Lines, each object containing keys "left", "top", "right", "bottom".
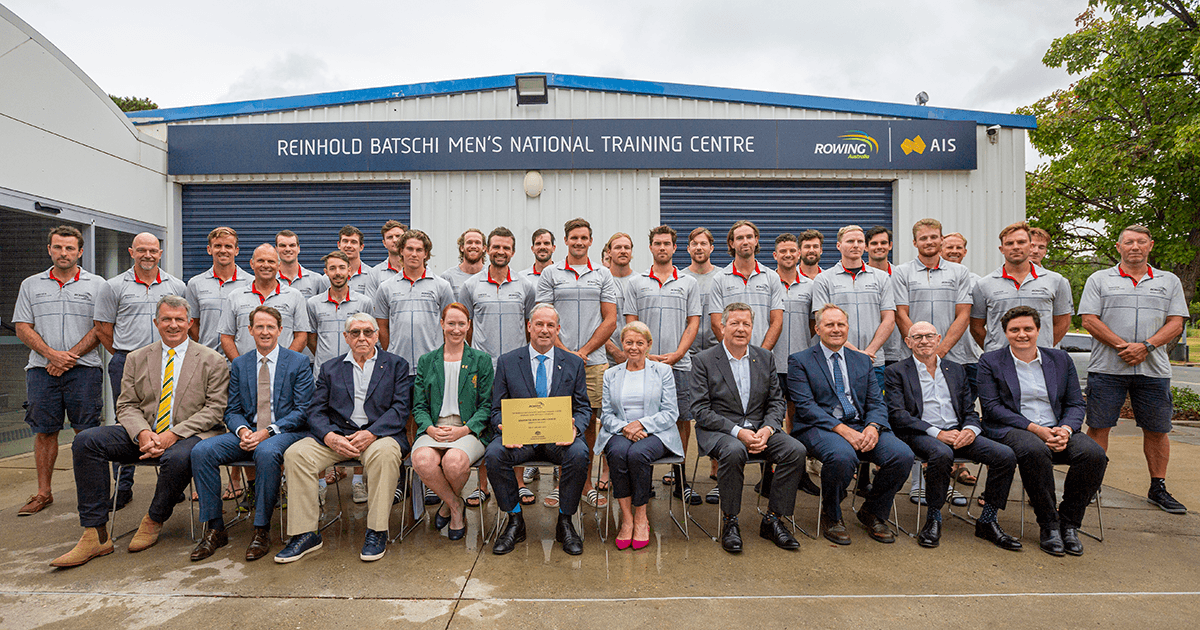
{"left": 830, "top": 352, "right": 857, "bottom": 420}
{"left": 535, "top": 355, "right": 549, "bottom": 398}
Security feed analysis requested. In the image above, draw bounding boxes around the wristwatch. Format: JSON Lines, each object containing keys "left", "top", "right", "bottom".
{"left": 1142, "top": 340, "right": 1155, "bottom": 352}
{"left": 266, "top": 425, "right": 279, "bottom": 437}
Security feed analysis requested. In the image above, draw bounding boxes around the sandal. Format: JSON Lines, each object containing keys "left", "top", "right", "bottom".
{"left": 953, "top": 466, "right": 978, "bottom": 486}
{"left": 222, "top": 486, "right": 244, "bottom": 501}
{"left": 518, "top": 487, "right": 536, "bottom": 505}
{"left": 542, "top": 488, "right": 559, "bottom": 508}
{"left": 465, "top": 488, "right": 490, "bottom": 507}
{"left": 596, "top": 479, "right": 612, "bottom": 492}
{"left": 662, "top": 470, "right": 676, "bottom": 486}
{"left": 325, "top": 468, "right": 347, "bottom": 485}
{"left": 583, "top": 489, "right": 608, "bottom": 509}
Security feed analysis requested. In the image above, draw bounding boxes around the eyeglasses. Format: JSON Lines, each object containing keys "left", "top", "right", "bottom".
{"left": 908, "top": 333, "right": 938, "bottom": 341}
{"left": 346, "top": 329, "right": 377, "bottom": 338}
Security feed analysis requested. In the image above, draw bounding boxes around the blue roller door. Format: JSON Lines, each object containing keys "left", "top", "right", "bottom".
{"left": 660, "top": 180, "right": 893, "bottom": 270}
{"left": 181, "top": 182, "right": 410, "bottom": 280}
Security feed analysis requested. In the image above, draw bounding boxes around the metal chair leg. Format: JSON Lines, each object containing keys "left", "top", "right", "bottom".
{"left": 686, "top": 449, "right": 715, "bottom": 540}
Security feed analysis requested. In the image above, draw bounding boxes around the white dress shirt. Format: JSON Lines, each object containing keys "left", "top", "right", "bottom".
{"left": 1011, "top": 348, "right": 1057, "bottom": 428}
{"left": 344, "top": 350, "right": 378, "bottom": 428}
{"left": 722, "top": 342, "right": 752, "bottom": 436}
{"left": 913, "top": 356, "right": 980, "bottom": 437}
{"left": 528, "top": 346, "right": 555, "bottom": 393}
{"left": 160, "top": 338, "right": 190, "bottom": 427}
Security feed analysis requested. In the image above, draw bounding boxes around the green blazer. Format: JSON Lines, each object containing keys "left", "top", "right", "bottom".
{"left": 413, "top": 344, "right": 495, "bottom": 445}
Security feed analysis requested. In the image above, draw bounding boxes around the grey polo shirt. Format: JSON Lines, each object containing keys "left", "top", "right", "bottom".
{"left": 344, "top": 262, "right": 373, "bottom": 298}
{"left": 607, "top": 272, "right": 638, "bottom": 363}
{"left": 13, "top": 267, "right": 106, "bottom": 369}
{"left": 373, "top": 270, "right": 455, "bottom": 374}
{"left": 811, "top": 262, "right": 895, "bottom": 367}
{"left": 950, "top": 272, "right": 984, "bottom": 365}
{"left": 441, "top": 265, "right": 478, "bottom": 299}
{"left": 363, "top": 259, "right": 401, "bottom": 299}
{"left": 459, "top": 269, "right": 536, "bottom": 367}
{"left": 706, "top": 261, "right": 785, "bottom": 349}
{"left": 278, "top": 265, "right": 327, "bottom": 300}
{"left": 627, "top": 267, "right": 703, "bottom": 372}
{"left": 1078, "top": 265, "right": 1188, "bottom": 378}
{"left": 877, "top": 263, "right": 905, "bottom": 363}
{"left": 516, "top": 265, "right": 547, "bottom": 284}
{"left": 681, "top": 266, "right": 721, "bottom": 357}
{"left": 972, "top": 264, "right": 1073, "bottom": 352}
{"left": 219, "top": 282, "right": 312, "bottom": 357}
{"left": 94, "top": 268, "right": 187, "bottom": 352}
{"left": 536, "top": 259, "right": 618, "bottom": 366}
{"left": 185, "top": 266, "right": 250, "bottom": 352}
{"left": 307, "top": 289, "right": 371, "bottom": 376}
{"left": 774, "top": 274, "right": 815, "bottom": 373}
{"left": 892, "top": 257, "right": 973, "bottom": 363}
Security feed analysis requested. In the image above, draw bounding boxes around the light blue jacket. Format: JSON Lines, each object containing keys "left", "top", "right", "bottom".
{"left": 596, "top": 359, "right": 683, "bottom": 457}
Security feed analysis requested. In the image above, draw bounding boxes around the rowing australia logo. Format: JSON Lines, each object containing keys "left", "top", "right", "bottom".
{"left": 814, "top": 131, "right": 878, "bottom": 161}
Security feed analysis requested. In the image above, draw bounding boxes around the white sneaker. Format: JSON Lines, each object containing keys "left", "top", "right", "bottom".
{"left": 352, "top": 481, "right": 368, "bottom": 504}
{"left": 522, "top": 467, "right": 540, "bottom": 483}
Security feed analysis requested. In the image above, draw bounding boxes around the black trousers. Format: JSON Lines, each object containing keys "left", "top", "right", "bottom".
{"left": 605, "top": 434, "right": 667, "bottom": 506}
{"left": 997, "top": 430, "right": 1107, "bottom": 529}
{"left": 72, "top": 425, "right": 199, "bottom": 528}
{"left": 709, "top": 431, "right": 805, "bottom": 518}
{"left": 904, "top": 433, "right": 1016, "bottom": 512}
{"left": 485, "top": 438, "right": 589, "bottom": 515}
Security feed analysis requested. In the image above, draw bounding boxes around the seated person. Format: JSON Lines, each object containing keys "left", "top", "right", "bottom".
{"left": 692, "top": 302, "right": 804, "bottom": 554}
{"left": 52, "top": 296, "right": 228, "bottom": 567}
{"left": 411, "top": 303, "right": 494, "bottom": 542}
{"left": 789, "top": 303, "right": 914, "bottom": 546}
{"left": 486, "top": 304, "right": 592, "bottom": 556}
{"left": 276, "top": 312, "right": 411, "bottom": 564}
{"left": 190, "top": 306, "right": 314, "bottom": 562}
{"left": 977, "top": 306, "right": 1108, "bottom": 557}
{"left": 597, "top": 322, "right": 683, "bottom": 550}
{"left": 884, "top": 321, "right": 1020, "bottom": 550}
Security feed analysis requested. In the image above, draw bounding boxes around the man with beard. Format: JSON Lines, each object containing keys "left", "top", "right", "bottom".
{"left": 442, "top": 228, "right": 486, "bottom": 297}
{"left": 797, "top": 229, "right": 824, "bottom": 280}
{"left": 680, "top": 226, "right": 722, "bottom": 493}
{"left": 337, "top": 225, "right": 374, "bottom": 297}
{"left": 603, "top": 232, "right": 638, "bottom": 367}
{"left": 308, "top": 252, "right": 371, "bottom": 377}
{"left": 363, "top": 220, "right": 408, "bottom": 298}
{"left": 866, "top": 226, "right": 903, "bottom": 368}
{"left": 276, "top": 230, "right": 327, "bottom": 299}
{"left": 518, "top": 228, "right": 556, "bottom": 282}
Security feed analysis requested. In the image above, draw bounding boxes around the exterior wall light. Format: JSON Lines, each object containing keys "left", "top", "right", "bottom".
{"left": 516, "top": 75, "right": 548, "bottom": 106}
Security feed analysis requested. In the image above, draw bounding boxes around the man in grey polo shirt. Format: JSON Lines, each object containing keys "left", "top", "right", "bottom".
{"left": 276, "top": 230, "right": 328, "bottom": 299}
{"left": 374, "top": 229, "right": 455, "bottom": 374}
{"left": 603, "top": 231, "right": 638, "bottom": 366}
{"left": 442, "top": 228, "right": 486, "bottom": 297}
{"left": 94, "top": 231, "right": 187, "bottom": 506}
{"left": 811, "top": 225, "right": 895, "bottom": 388}
{"left": 337, "top": 225, "right": 374, "bottom": 296}
{"left": 970, "top": 221, "right": 1073, "bottom": 353}
{"left": 13, "top": 225, "right": 106, "bottom": 516}
{"left": 893, "top": 219, "right": 973, "bottom": 364}
{"left": 363, "top": 220, "right": 407, "bottom": 298}
{"left": 626, "top": 225, "right": 704, "bottom": 505}
{"left": 681, "top": 226, "right": 723, "bottom": 488}
{"left": 536, "top": 217, "right": 618, "bottom": 509}
{"left": 307, "top": 251, "right": 371, "bottom": 376}
{"left": 940, "top": 232, "right": 983, "bottom": 387}
{"left": 707, "top": 220, "right": 784, "bottom": 350}
{"left": 220, "top": 244, "right": 311, "bottom": 359}
{"left": 866, "top": 226, "right": 904, "bottom": 367}
{"left": 518, "top": 228, "right": 556, "bottom": 283}
{"left": 186, "top": 226, "right": 249, "bottom": 354}
{"left": 1080, "top": 224, "right": 1190, "bottom": 514}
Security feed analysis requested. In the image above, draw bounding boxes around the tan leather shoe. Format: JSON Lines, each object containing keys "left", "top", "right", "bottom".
{"left": 50, "top": 528, "right": 114, "bottom": 567}
{"left": 19, "top": 493, "right": 53, "bottom": 516}
{"left": 127, "top": 515, "right": 163, "bottom": 552}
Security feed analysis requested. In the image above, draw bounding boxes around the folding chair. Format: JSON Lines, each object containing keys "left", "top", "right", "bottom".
{"left": 110, "top": 460, "right": 196, "bottom": 542}
{"left": 596, "top": 454, "right": 690, "bottom": 542}
{"left": 1015, "top": 476, "right": 1105, "bottom": 543}
{"left": 490, "top": 460, "right": 586, "bottom": 542}
{"left": 394, "top": 456, "right": 491, "bottom": 543}
{"left": 909, "top": 458, "right": 984, "bottom": 537}
{"left": 314, "top": 458, "right": 361, "bottom": 533}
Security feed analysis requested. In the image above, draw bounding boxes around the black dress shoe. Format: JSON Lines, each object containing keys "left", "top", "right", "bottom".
{"left": 759, "top": 513, "right": 799, "bottom": 550}
{"left": 190, "top": 527, "right": 228, "bottom": 561}
{"left": 856, "top": 510, "right": 895, "bottom": 543}
{"left": 820, "top": 513, "right": 851, "bottom": 545}
{"left": 917, "top": 518, "right": 941, "bottom": 548}
{"left": 1061, "top": 526, "right": 1083, "bottom": 556}
{"left": 245, "top": 527, "right": 272, "bottom": 561}
{"left": 975, "top": 520, "right": 1022, "bottom": 551}
{"left": 720, "top": 515, "right": 743, "bottom": 553}
{"left": 555, "top": 513, "right": 583, "bottom": 556}
{"left": 492, "top": 512, "right": 526, "bottom": 555}
{"left": 798, "top": 473, "right": 821, "bottom": 497}
{"left": 434, "top": 505, "right": 452, "bottom": 531}
{"left": 1039, "top": 525, "right": 1065, "bottom": 557}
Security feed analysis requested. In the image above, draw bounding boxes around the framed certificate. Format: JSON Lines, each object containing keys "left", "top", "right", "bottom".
{"left": 501, "top": 396, "right": 574, "bottom": 445}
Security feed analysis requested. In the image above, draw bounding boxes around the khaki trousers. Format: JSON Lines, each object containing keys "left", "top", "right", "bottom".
{"left": 284, "top": 435, "right": 403, "bottom": 535}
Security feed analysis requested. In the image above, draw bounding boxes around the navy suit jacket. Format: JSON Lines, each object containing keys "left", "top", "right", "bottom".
{"left": 225, "top": 346, "right": 314, "bottom": 434}
{"left": 884, "top": 358, "right": 980, "bottom": 439}
{"left": 976, "top": 346, "right": 1085, "bottom": 439}
{"left": 310, "top": 350, "right": 413, "bottom": 451}
{"left": 788, "top": 343, "right": 888, "bottom": 435}
{"left": 489, "top": 346, "right": 591, "bottom": 438}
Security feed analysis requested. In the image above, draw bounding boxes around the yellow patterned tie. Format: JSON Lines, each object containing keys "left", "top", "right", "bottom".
{"left": 156, "top": 349, "right": 174, "bottom": 433}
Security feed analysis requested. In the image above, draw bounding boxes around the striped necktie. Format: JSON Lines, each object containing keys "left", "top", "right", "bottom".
{"left": 156, "top": 349, "right": 175, "bottom": 433}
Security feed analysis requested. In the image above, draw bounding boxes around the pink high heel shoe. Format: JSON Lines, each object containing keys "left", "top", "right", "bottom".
{"left": 615, "top": 538, "right": 632, "bottom": 550}
{"left": 631, "top": 537, "right": 650, "bottom": 550}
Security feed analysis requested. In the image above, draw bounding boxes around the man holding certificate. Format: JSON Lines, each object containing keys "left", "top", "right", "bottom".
{"left": 485, "top": 304, "right": 592, "bottom": 556}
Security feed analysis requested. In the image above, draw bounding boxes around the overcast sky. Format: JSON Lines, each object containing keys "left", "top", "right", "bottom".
{"left": 9, "top": 0, "right": 1086, "bottom": 161}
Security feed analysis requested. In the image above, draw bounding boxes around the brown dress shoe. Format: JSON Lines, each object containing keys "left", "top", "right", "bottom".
{"left": 50, "top": 528, "right": 114, "bottom": 568}
{"left": 190, "top": 527, "right": 229, "bottom": 561}
{"left": 821, "top": 513, "right": 851, "bottom": 545}
{"left": 128, "top": 515, "right": 163, "bottom": 552}
{"left": 245, "top": 527, "right": 272, "bottom": 561}
{"left": 856, "top": 509, "right": 896, "bottom": 543}
{"left": 19, "top": 493, "right": 53, "bottom": 516}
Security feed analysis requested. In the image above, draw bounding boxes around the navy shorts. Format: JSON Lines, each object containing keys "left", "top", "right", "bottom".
{"left": 1085, "top": 372, "right": 1173, "bottom": 433}
{"left": 24, "top": 366, "right": 103, "bottom": 434}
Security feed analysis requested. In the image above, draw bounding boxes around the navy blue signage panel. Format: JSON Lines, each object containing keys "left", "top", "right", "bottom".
{"left": 168, "top": 119, "right": 976, "bottom": 174}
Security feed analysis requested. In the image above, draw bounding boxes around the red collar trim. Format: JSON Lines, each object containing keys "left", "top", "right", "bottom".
{"left": 134, "top": 270, "right": 162, "bottom": 287}
{"left": 325, "top": 290, "right": 352, "bottom": 305}
{"left": 1001, "top": 264, "right": 1037, "bottom": 288}
{"left": 780, "top": 273, "right": 802, "bottom": 288}
{"left": 387, "top": 260, "right": 400, "bottom": 273}
{"left": 214, "top": 267, "right": 239, "bottom": 285}
{"left": 840, "top": 262, "right": 867, "bottom": 277}
{"left": 48, "top": 268, "right": 80, "bottom": 288}
{"left": 1118, "top": 264, "right": 1153, "bottom": 286}
{"left": 730, "top": 261, "right": 762, "bottom": 285}
{"left": 561, "top": 258, "right": 594, "bottom": 280}
{"left": 919, "top": 258, "right": 941, "bottom": 271}
{"left": 349, "top": 264, "right": 365, "bottom": 277}
{"left": 250, "top": 281, "right": 281, "bottom": 304}
{"left": 402, "top": 268, "right": 428, "bottom": 284}
{"left": 486, "top": 268, "right": 514, "bottom": 286}
{"left": 648, "top": 266, "right": 678, "bottom": 287}
{"left": 798, "top": 267, "right": 820, "bottom": 279}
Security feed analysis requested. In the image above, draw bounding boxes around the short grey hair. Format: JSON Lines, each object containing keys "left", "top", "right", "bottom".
{"left": 814, "top": 303, "right": 847, "bottom": 326}
{"left": 530, "top": 303, "right": 560, "bottom": 323}
{"left": 720, "top": 302, "right": 754, "bottom": 326}
{"left": 155, "top": 295, "right": 191, "bottom": 320}
{"left": 344, "top": 312, "right": 378, "bottom": 332}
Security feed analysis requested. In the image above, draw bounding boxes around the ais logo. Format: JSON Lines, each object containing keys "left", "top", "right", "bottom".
{"left": 901, "top": 135, "right": 956, "bottom": 155}
{"left": 814, "top": 131, "right": 878, "bottom": 160}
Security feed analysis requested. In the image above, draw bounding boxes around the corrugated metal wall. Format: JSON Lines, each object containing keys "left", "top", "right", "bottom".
{"left": 162, "top": 87, "right": 1025, "bottom": 276}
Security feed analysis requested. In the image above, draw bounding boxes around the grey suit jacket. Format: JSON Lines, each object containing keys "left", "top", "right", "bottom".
{"left": 116, "top": 340, "right": 229, "bottom": 442}
{"left": 689, "top": 343, "right": 786, "bottom": 457}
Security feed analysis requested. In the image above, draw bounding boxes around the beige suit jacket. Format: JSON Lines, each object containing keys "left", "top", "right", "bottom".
{"left": 116, "top": 340, "right": 229, "bottom": 442}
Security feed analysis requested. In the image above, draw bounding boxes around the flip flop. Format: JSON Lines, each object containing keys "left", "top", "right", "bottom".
{"left": 542, "top": 488, "right": 559, "bottom": 508}
{"left": 222, "top": 487, "right": 244, "bottom": 501}
{"left": 953, "top": 466, "right": 978, "bottom": 486}
{"left": 584, "top": 489, "right": 608, "bottom": 509}
{"left": 662, "top": 470, "right": 676, "bottom": 486}
{"left": 518, "top": 487, "right": 536, "bottom": 505}
{"left": 596, "top": 480, "right": 612, "bottom": 491}
{"left": 465, "top": 488, "right": 490, "bottom": 507}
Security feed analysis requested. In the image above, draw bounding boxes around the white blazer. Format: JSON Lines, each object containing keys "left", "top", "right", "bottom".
{"left": 596, "top": 359, "right": 683, "bottom": 456}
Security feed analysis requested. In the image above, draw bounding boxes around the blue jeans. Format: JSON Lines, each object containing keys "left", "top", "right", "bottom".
{"left": 191, "top": 431, "right": 306, "bottom": 528}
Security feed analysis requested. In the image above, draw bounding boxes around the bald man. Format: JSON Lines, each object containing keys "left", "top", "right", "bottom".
{"left": 220, "top": 244, "right": 312, "bottom": 360}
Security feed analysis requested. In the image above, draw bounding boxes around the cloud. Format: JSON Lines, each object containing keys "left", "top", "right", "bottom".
{"left": 220, "top": 52, "right": 343, "bottom": 102}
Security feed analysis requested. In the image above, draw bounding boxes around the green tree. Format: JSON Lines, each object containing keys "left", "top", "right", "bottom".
{"left": 1020, "top": 0, "right": 1200, "bottom": 304}
{"left": 109, "top": 95, "right": 158, "bottom": 112}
